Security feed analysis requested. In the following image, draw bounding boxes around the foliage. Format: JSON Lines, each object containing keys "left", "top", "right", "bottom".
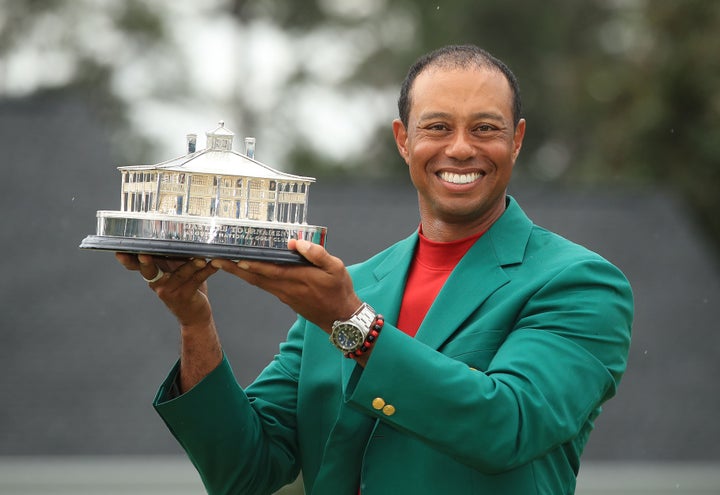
{"left": 250, "top": 0, "right": 720, "bottom": 248}
{"left": 1, "top": 0, "right": 718, "bottom": 247}
{"left": 574, "top": 0, "right": 720, "bottom": 248}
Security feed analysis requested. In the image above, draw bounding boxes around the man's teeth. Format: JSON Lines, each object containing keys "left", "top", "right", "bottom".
{"left": 438, "top": 171, "right": 482, "bottom": 184}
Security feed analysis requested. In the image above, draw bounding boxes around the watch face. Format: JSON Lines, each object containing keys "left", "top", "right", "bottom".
{"left": 333, "top": 324, "right": 364, "bottom": 351}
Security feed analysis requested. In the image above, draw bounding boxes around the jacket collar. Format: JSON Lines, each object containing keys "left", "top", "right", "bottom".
{"left": 358, "top": 196, "right": 533, "bottom": 350}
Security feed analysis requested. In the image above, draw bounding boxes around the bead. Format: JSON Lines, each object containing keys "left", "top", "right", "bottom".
{"left": 343, "top": 314, "right": 385, "bottom": 360}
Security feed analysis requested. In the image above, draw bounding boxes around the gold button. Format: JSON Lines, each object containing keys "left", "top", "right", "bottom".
{"left": 372, "top": 397, "right": 386, "bottom": 410}
{"left": 382, "top": 404, "right": 396, "bottom": 416}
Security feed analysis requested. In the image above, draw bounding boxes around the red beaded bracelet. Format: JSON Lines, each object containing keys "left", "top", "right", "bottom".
{"left": 345, "top": 314, "right": 384, "bottom": 359}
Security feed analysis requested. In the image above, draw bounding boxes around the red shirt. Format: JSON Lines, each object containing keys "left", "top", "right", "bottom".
{"left": 396, "top": 228, "right": 485, "bottom": 337}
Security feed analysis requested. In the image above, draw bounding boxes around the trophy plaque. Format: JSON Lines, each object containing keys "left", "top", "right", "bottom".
{"left": 80, "top": 121, "right": 327, "bottom": 264}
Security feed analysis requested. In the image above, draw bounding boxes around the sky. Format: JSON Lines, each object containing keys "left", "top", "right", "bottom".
{"left": 0, "top": 0, "right": 402, "bottom": 168}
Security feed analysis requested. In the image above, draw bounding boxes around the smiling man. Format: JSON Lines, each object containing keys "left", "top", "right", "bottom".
{"left": 117, "top": 45, "right": 633, "bottom": 494}
{"left": 393, "top": 52, "right": 525, "bottom": 241}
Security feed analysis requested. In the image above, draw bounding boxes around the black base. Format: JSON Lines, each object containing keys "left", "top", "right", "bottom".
{"left": 79, "top": 235, "right": 310, "bottom": 264}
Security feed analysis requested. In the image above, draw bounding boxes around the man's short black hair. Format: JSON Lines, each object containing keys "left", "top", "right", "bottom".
{"left": 398, "top": 45, "right": 523, "bottom": 128}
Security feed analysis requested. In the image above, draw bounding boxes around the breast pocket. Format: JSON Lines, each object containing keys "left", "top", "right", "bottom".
{"left": 441, "top": 328, "right": 507, "bottom": 371}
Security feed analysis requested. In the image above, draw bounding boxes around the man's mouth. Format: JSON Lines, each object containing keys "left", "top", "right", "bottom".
{"left": 437, "top": 171, "right": 483, "bottom": 185}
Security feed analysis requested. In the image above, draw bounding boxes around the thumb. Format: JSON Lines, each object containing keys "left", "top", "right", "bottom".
{"left": 292, "top": 239, "right": 331, "bottom": 269}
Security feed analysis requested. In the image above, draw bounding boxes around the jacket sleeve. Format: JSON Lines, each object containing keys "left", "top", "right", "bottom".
{"left": 153, "top": 318, "right": 306, "bottom": 495}
{"left": 343, "top": 257, "right": 633, "bottom": 474}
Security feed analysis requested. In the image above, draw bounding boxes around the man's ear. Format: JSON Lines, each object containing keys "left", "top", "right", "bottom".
{"left": 512, "top": 118, "right": 526, "bottom": 162}
{"left": 392, "top": 119, "right": 410, "bottom": 164}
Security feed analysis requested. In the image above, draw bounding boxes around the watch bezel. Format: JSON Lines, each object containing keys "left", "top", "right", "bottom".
{"left": 330, "top": 324, "right": 365, "bottom": 351}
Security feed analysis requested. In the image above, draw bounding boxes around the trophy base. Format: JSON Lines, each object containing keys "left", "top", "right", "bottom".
{"left": 79, "top": 235, "right": 310, "bottom": 265}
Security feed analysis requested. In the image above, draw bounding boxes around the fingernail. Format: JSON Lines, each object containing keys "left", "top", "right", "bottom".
{"left": 193, "top": 259, "right": 206, "bottom": 268}
{"left": 238, "top": 261, "right": 250, "bottom": 270}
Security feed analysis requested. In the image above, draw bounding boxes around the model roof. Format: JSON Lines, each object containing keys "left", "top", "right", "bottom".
{"left": 118, "top": 121, "right": 314, "bottom": 183}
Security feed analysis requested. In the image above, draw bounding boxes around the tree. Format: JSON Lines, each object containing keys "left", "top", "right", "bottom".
{"left": 571, "top": 0, "right": 720, "bottom": 249}
{"left": 2, "top": 0, "right": 718, "bottom": 248}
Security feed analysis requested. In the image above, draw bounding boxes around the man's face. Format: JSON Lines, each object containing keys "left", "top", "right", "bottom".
{"left": 393, "top": 66, "right": 526, "bottom": 238}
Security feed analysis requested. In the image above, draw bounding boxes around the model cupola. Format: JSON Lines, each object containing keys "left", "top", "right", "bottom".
{"left": 206, "top": 120, "right": 234, "bottom": 151}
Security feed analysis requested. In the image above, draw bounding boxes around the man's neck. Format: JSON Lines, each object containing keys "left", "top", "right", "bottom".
{"left": 419, "top": 196, "right": 507, "bottom": 242}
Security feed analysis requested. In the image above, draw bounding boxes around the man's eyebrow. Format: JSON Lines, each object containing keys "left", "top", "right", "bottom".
{"left": 417, "top": 111, "right": 507, "bottom": 122}
{"left": 417, "top": 111, "right": 453, "bottom": 121}
{"left": 470, "top": 111, "right": 506, "bottom": 122}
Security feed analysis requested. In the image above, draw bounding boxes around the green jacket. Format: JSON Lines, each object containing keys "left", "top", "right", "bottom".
{"left": 154, "top": 196, "right": 633, "bottom": 495}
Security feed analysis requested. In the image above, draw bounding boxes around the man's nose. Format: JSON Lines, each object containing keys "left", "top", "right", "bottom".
{"left": 444, "top": 131, "right": 475, "bottom": 160}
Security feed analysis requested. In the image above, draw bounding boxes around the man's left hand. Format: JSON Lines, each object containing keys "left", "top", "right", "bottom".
{"left": 210, "top": 239, "right": 362, "bottom": 333}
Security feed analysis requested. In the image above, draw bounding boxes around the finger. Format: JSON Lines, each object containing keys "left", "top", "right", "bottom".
{"left": 292, "top": 239, "right": 337, "bottom": 272}
{"left": 170, "top": 258, "right": 219, "bottom": 287}
{"left": 212, "top": 257, "right": 282, "bottom": 279}
{"left": 193, "top": 262, "right": 220, "bottom": 288}
{"left": 137, "top": 254, "right": 165, "bottom": 283}
{"left": 214, "top": 258, "right": 275, "bottom": 286}
{"left": 209, "top": 258, "right": 236, "bottom": 271}
{"left": 115, "top": 252, "right": 141, "bottom": 271}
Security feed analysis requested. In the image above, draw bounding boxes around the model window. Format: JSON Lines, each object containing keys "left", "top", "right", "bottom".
{"left": 248, "top": 202, "right": 260, "bottom": 220}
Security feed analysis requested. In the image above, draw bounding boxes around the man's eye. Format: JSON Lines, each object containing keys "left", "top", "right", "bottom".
{"left": 427, "top": 123, "right": 448, "bottom": 131}
{"left": 475, "top": 124, "right": 496, "bottom": 132}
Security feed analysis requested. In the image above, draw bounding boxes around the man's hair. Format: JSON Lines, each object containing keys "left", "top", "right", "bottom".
{"left": 397, "top": 45, "right": 523, "bottom": 128}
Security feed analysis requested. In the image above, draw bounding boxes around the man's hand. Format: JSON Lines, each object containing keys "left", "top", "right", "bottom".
{"left": 114, "top": 253, "right": 219, "bottom": 327}
{"left": 115, "top": 253, "right": 223, "bottom": 392}
{"left": 210, "top": 239, "right": 362, "bottom": 333}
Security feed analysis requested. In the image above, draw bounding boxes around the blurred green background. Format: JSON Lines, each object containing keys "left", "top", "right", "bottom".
{"left": 2, "top": 0, "right": 718, "bottom": 250}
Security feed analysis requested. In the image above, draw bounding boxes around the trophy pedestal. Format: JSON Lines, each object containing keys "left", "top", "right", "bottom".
{"left": 80, "top": 211, "right": 327, "bottom": 265}
{"left": 80, "top": 235, "right": 310, "bottom": 264}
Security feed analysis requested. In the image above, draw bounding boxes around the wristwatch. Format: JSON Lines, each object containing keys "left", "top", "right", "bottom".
{"left": 330, "top": 302, "right": 377, "bottom": 353}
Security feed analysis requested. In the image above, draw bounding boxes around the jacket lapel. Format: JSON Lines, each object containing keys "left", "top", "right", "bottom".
{"left": 415, "top": 196, "right": 533, "bottom": 350}
{"left": 414, "top": 236, "right": 510, "bottom": 350}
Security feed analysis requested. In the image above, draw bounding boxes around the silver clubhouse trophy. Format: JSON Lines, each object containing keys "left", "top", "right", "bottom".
{"left": 80, "top": 121, "right": 327, "bottom": 264}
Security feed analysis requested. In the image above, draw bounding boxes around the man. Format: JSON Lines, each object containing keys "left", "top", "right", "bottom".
{"left": 116, "top": 45, "right": 633, "bottom": 494}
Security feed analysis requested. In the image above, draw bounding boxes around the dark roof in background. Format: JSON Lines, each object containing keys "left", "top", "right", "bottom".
{"left": 1, "top": 94, "right": 718, "bottom": 460}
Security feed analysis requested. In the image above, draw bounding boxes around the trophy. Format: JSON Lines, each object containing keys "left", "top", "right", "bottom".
{"left": 80, "top": 121, "right": 327, "bottom": 264}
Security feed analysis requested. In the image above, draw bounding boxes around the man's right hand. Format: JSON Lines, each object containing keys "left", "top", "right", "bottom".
{"left": 115, "top": 253, "right": 223, "bottom": 393}
{"left": 114, "top": 253, "right": 219, "bottom": 328}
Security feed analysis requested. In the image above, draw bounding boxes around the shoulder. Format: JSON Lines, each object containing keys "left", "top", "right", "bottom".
{"left": 529, "top": 223, "right": 607, "bottom": 265}
{"left": 506, "top": 196, "right": 623, "bottom": 267}
{"left": 498, "top": 197, "right": 631, "bottom": 291}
